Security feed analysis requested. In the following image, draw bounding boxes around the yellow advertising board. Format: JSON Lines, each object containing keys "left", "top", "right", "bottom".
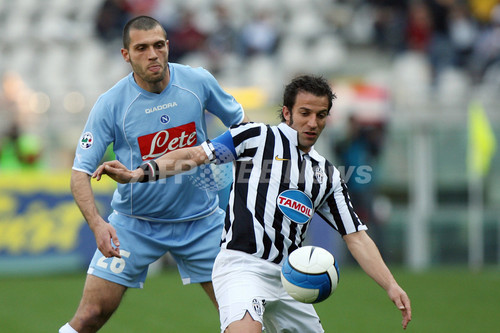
{"left": 0, "top": 171, "right": 115, "bottom": 275}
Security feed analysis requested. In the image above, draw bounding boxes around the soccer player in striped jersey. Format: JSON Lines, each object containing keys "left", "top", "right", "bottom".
{"left": 94, "top": 75, "right": 412, "bottom": 332}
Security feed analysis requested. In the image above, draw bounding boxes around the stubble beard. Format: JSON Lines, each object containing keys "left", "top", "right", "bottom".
{"left": 131, "top": 59, "right": 168, "bottom": 85}
{"left": 145, "top": 66, "right": 167, "bottom": 83}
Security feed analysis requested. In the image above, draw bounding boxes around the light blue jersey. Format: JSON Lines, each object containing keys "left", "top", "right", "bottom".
{"left": 73, "top": 63, "right": 244, "bottom": 222}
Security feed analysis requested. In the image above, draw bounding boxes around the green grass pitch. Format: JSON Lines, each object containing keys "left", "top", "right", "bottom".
{"left": 1, "top": 266, "right": 498, "bottom": 332}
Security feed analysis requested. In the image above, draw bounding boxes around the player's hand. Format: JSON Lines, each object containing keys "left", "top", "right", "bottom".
{"left": 92, "top": 218, "right": 121, "bottom": 258}
{"left": 93, "top": 160, "right": 136, "bottom": 183}
{"left": 387, "top": 285, "right": 412, "bottom": 329}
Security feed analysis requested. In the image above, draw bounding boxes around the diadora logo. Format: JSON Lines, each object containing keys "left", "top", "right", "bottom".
{"left": 145, "top": 102, "right": 178, "bottom": 114}
{"left": 137, "top": 122, "right": 197, "bottom": 160}
{"left": 277, "top": 189, "right": 313, "bottom": 224}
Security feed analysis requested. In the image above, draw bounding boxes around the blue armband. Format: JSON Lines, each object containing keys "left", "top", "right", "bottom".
{"left": 201, "top": 130, "right": 237, "bottom": 164}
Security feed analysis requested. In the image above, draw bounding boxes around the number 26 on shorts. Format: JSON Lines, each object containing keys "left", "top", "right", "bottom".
{"left": 96, "top": 250, "right": 131, "bottom": 274}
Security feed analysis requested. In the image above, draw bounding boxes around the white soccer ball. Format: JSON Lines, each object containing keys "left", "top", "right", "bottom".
{"left": 281, "top": 246, "right": 339, "bottom": 303}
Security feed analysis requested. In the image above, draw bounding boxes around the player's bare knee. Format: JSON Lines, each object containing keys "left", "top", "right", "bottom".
{"left": 75, "top": 303, "right": 116, "bottom": 330}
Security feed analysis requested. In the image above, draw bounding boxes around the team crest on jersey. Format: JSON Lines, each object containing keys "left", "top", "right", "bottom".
{"left": 277, "top": 189, "right": 313, "bottom": 224}
{"left": 79, "top": 132, "right": 93, "bottom": 149}
{"left": 160, "top": 114, "right": 170, "bottom": 124}
{"left": 252, "top": 298, "right": 265, "bottom": 316}
{"left": 313, "top": 166, "right": 325, "bottom": 183}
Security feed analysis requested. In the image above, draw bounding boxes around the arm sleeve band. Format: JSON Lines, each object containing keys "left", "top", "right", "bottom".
{"left": 212, "top": 130, "right": 237, "bottom": 162}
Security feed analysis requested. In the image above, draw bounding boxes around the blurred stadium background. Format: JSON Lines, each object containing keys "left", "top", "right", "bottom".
{"left": 1, "top": 0, "right": 499, "bottom": 298}
{"left": 1, "top": 0, "right": 500, "bottom": 332}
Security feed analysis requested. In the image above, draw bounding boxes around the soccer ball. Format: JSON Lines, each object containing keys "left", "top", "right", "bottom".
{"left": 281, "top": 246, "right": 339, "bottom": 304}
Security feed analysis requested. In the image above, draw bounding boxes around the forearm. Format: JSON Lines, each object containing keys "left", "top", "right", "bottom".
{"left": 135, "top": 146, "right": 209, "bottom": 181}
{"left": 159, "top": 146, "right": 208, "bottom": 176}
{"left": 71, "top": 169, "right": 102, "bottom": 229}
{"left": 345, "top": 230, "right": 412, "bottom": 329}
{"left": 94, "top": 145, "right": 211, "bottom": 183}
{"left": 344, "top": 231, "right": 398, "bottom": 291}
{"left": 72, "top": 169, "right": 122, "bottom": 257}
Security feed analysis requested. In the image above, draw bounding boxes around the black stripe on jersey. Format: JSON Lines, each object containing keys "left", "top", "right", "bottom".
{"left": 340, "top": 181, "right": 363, "bottom": 230}
{"left": 229, "top": 122, "right": 250, "bottom": 129}
{"left": 284, "top": 149, "right": 309, "bottom": 262}
{"left": 315, "top": 162, "right": 336, "bottom": 229}
{"left": 324, "top": 161, "right": 334, "bottom": 200}
{"left": 276, "top": 127, "right": 292, "bottom": 189}
{"left": 271, "top": 128, "right": 292, "bottom": 264}
{"left": 233, "top": 125, "right": 261, "bottom": 147}
{"left": 239, "top": 147, "right": 258, "bottom": 158}
{"left": 229, "top": 122, "right": 258, "bottom": 130}
{"left": 320, "top": 185, "right": 347, "bottom": 235}
{"left": 222, "top": 210, "right": 230, "bottom": 245}
{"left": 256, "top": 126, "right": 276, "bottom": 260}
{"left": 317, "top": 163, "right": 336, "bottom": 207}
{"left": 296, "top": 148, "right": 306, "bottom": 190}
{"left": 226, "top": 161, "right": 257, "bottom": 253}
{"left": 316, "top": 161, "right": 342, "bottom": 230}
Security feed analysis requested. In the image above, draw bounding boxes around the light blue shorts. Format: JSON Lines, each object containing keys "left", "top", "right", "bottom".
{"left": 87, "top": 208, "right": 225, "bottom": 288}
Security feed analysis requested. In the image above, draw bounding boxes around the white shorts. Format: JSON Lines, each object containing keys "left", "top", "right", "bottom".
{"left": 212, "top": 249, "right": 324, "bottom": 333}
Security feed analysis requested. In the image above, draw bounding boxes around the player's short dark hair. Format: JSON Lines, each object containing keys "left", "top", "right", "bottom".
{"left": 123, "top": 16, "right": 166, "bottom": 49}
{"left": 279, "top": 75, "right": 336, "bottom": 122}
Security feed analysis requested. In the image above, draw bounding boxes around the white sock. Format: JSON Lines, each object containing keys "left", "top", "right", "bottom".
{"left": 59, "top": 323, "right": 78, "bottom": 333}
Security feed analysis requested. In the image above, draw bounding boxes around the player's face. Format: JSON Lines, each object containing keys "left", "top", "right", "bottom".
{"left": 283, "top": 91, "right": 329, "bottom": 153}
{"left": 121, "top": 26, "right": 169, "bottom": 92}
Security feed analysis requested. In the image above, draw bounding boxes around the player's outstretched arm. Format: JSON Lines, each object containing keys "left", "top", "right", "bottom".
{"left": 344, "top": 230, "right": 412, "bottom": 329}
{"left": 93, "top": 145, "right": 210, "bottom": 183}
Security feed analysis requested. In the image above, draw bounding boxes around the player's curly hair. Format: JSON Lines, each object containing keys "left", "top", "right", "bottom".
{"left": 279, "top": 75, "right": 336, "bottom": 122}
{"left": 123, "top": 16, "right": 167, "bottom": 50}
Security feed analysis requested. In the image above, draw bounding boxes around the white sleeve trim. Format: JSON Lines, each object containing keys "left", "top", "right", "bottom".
{"left": 72, "top": 166, "right": 93, "bottom": 176}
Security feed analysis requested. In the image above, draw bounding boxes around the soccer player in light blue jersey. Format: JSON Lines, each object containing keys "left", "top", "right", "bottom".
{"left": 59, "top": 16, "right": 248, "bottom": 333}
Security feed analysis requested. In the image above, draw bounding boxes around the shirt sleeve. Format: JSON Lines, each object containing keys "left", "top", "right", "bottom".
{"left": 200, "top": 68, "right": 245, "bottom": 126}
{"left": 201, "top": 123, "right": 264, "bottom": 164}
{"left": 315, "top": 167, "right": 368, "bottom": 236}
{"left": 72, "top": 97, "right": 115, "bottom": 175}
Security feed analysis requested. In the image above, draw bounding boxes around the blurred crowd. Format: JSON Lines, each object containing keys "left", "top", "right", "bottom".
{"left": 93, "top": 0, "right": 500, "bottom": 81}
{"left": 94, "top": 0, "right": 281, "bottom": 74}
{"left": 368, "top": 0, "right": 500, "bottom": 84}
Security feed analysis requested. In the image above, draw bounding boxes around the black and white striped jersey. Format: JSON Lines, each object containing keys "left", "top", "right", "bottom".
{"left": 204, "top": 122, "right": 367, "bottom": 266}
